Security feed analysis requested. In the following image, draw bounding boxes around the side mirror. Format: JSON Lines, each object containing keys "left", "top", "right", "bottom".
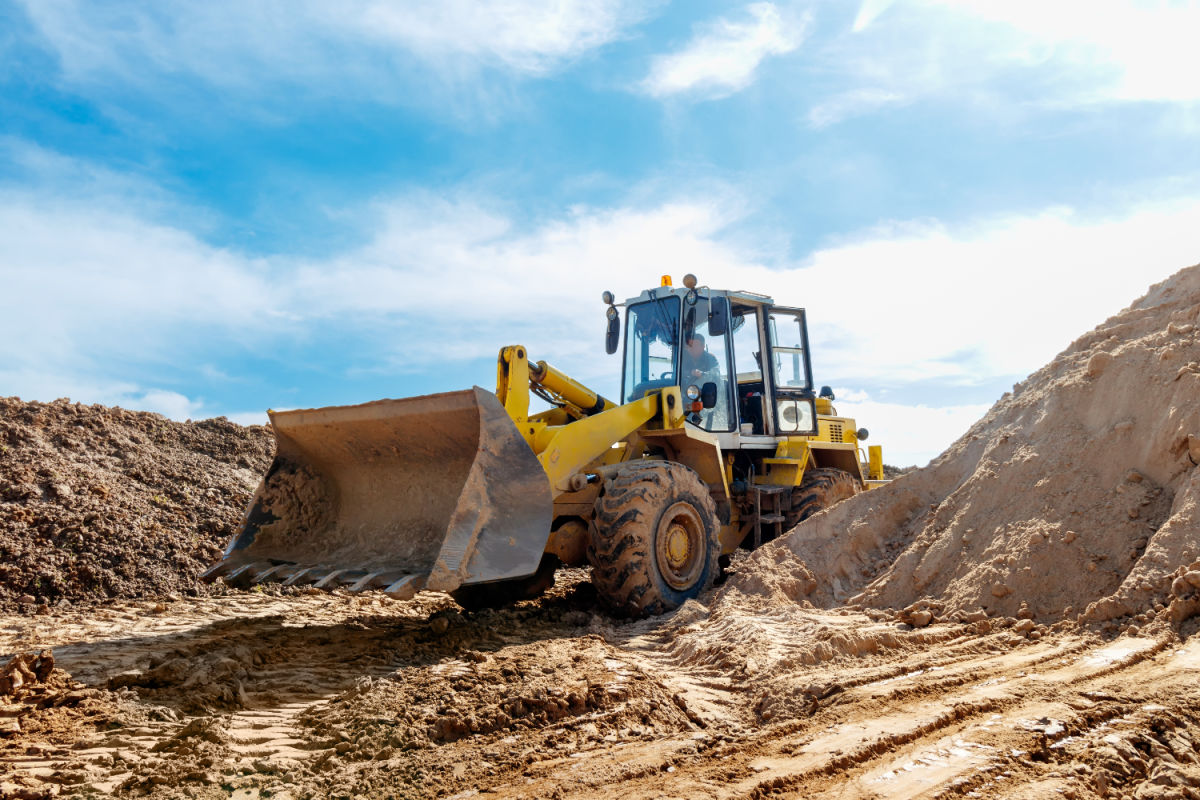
{"left": 683, "top": 305, "right": 696, "bottom": 343}
{"left": 605, "top": 307, "right": 620, "bottom": 354}
{"left": 701, "top": 381, "right": 718, "bottom": 409}
{"left": 708, "top": 299, "right": 728, "bottom": 336}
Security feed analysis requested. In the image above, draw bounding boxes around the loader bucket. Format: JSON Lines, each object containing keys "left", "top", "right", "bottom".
{"left": 203, "top": 386, "right": 554, "bottom": 599}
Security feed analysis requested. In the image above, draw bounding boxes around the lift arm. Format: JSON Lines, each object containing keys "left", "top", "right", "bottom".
{"left": 494, "top": 345, "right": 694, "bottom": 493}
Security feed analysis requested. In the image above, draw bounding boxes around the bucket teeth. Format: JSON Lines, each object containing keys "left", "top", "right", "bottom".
{"left": 384, "top": 574, "right": 426, "bottom": 600}
{"left": 224, "top": 561, "right": 273, "bottom": 588}
{"left": 251, "top": 564, "right": 290, "bottom": 584}
{"left": 281, "top": 567, "right": 319, "bottom": 587}
{"left": 200, "top": 561, "right": 233, "bottom": 582}
{"left": 208, "top": 558, "right": 426, "bottom": 599}
{"left": 313, "top": 570, "right": 349, "bottom": 590}
{"left": 348, "top": 572, "right": 389, "bottom": 592}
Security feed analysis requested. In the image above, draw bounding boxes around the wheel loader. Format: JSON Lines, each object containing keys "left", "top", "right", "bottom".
{"left": 204, "top": 274, "right": 887, "bottom": 616}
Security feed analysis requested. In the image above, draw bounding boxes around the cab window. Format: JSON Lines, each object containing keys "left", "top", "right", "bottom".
{"left": 622, "top": 297, "right": 680, "bottom": 403}
{"left": 681, "top": 297, "right": 734, "bottom": 432}
{"left": 768, "top": 311, "right": 811, "bottom": 391}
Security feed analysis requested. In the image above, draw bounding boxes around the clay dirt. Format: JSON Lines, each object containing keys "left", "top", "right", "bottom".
{"left": 2, "top": 263, "right": 1200, "bottom": 800}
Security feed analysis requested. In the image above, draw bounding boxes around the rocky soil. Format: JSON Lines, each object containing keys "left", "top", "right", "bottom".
{"left": 0, "top": 398, "right": 273, "bottom": 609}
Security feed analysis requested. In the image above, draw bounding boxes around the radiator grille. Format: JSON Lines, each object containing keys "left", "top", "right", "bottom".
{"left": 829, "top": 422, "right": 844, "bottom": 442}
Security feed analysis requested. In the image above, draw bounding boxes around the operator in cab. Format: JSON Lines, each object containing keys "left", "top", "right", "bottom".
{"left": 681, "top": 333, "right": 719, "bottom": 386}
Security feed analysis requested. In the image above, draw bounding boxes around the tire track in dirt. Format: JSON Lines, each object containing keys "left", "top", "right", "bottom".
{"left": 617, "top": 599, "right": 1087, "bottom": 734}
{"left": 1, "top": 593, "right": 357, "bottom": 684}
{"left": 4, "top": 587, "right": 1198, "bottom": 799}
{"left": 792, "top": 633, "right": 1200, "bottom": 799}
{"left": 1, "top": 573, "right": 637, "bottom": 797}
{"left": 487, "top": 614, "right": 1196, "bottom": 800}
{"left": 474, "top": 618, "right": 1046, "bottom": 797}
{"left": 0, "top": 591, "right": 462, "bottom": 794}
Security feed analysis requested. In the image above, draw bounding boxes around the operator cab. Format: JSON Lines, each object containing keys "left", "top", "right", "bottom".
{"left": 610, "top": 275, "right": 818, "bottom": 443}
{"left": 729, "top": 301, "right": 817, "bottom": 438}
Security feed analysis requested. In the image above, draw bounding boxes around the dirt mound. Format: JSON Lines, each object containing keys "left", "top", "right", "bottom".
{"left": 0, "top": 397, "right": 273, "bottom": 608}
{"left": 733, "top": 263, "right": 1200, "bottom": 626}
{"left": 0, "top": 650, "right": 117, "bottom": 738}
{"left": 0, "top": 650, "right": 123, "bottom": 798}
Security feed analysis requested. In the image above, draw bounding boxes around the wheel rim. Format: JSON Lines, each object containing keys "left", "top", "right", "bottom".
{"left": 655, "top": 502, "right": 706, "bottom": 590}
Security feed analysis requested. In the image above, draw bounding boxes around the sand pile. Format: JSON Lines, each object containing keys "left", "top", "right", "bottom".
{"left": 0, "top": 397, "right": 273, "bottom": 607}
{"left": 733, "top": 263, "right": 1200, "bottom": 625}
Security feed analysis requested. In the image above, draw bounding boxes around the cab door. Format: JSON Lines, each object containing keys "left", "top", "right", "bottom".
{"left": 765, "top": 306, "right": 818, "bottom": 436}
{"left": 680, "top": 294, "right": 736, "bottom": 431}
{"left": 730, "top": 305, "right": 770, "bottom": 435}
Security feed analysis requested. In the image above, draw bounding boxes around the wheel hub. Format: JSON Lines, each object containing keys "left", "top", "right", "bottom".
{"left": 665, "top": 525, "right": 690, "bottom": 569}
{"left": 655, "top": 502, "right": 706, "bottom": 591}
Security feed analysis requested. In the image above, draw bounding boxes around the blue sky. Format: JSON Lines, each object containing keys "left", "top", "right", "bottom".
{"left": 2, "top": 0, "right": 1199, "bottom": 465}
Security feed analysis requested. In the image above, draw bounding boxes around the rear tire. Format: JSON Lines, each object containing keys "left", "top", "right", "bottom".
{"left": 589, "top": 462, "right": 720, "bottom": 618}
{"left": 787, "top": 468, "right": 860, "bottom": 528}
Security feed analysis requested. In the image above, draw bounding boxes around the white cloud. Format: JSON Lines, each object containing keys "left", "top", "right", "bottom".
{"left": 346, "top": 0, "right": 648, "bottom": 74}
{"left": 833, "top": 392, "right": 991, "bottom": 468}
{"left": 810, "top": 0, "right": 1200, "bottom": 125}
{"left": 851, "top": 0, "right": 896, "bottom": 33}
{"left": 641, "top": 3, "right": 806, "bottom": 99}
{"left": 224, "top": 411, "right": 271, "bottom": 427}
{"left": 0, "top": 143, "right": 280, "bottom": 422}
{"left": 0, "top": 178, "right": 751, "bottom": 417}
{"left": 14, "top": 0, "right": 648, "bottom": 93}
{"left": 937, "top": 0, "right": 1200, "bottom": 104}
{"left": 130, "top": 389, "right": 205, "bottom": 421}
{"left": 795, "top": 203, "right": 1200, "bottom": 387}
{"left": 0, "top": 368, "right": 204, "bottom": 422}
{"left": 0, "top": 193, "right": 275, "bottom": 367}
{"left": 806, "top": 87, "right": 907, "bottom": 128}
{"left": 284, "top": 194, "right": 753, "bottom": 390}
{"left": 3, "top": 159, "right": 1198, "bottom": 463}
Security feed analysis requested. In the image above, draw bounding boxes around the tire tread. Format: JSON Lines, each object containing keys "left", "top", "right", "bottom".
{"left": 589, "top": 461, "right": 719, "bottom": 617}
{"left": 787, "top": 467, "right": 861, "bottom": 528}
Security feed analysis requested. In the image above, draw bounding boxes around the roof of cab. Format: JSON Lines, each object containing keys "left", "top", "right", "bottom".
{"left": 624, "top": 285, "right": 775, "bottom": 307}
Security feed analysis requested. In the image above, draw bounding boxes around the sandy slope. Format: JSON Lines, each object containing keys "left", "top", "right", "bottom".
{"left": 735, "top": 263, "right": 1200, "bottom": 629}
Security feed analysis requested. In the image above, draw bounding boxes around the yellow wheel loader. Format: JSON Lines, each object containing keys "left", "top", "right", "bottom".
{"left": 204, "top": 274, "right": 887, "bottom": 617}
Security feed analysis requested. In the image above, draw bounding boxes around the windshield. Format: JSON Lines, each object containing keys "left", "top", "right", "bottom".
{"left": 622, "top": 297, "right": 680, "bottom": 403}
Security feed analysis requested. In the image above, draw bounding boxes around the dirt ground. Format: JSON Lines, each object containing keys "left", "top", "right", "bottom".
{"left": 2, "top": 264, "right": 1199, "bottom": 798}
{"left": 2, "top": 569, "right": 1199, "bottom": 799}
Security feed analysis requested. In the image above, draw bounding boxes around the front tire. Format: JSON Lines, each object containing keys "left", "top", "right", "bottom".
{"left": 589, "top": 462, "right": 720, "bottom": 617}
